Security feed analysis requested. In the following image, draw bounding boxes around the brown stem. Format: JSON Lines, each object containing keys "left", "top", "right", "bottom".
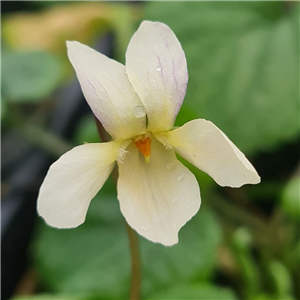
{"left": 94, "top": 117, "right": 141, "bottom": 300}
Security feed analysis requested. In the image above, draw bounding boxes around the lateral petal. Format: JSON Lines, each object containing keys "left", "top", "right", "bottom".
{"left": 37, "top": 142, "right": 119, "bottom": 228}
{"left": 67, "top": 41, "right": 146, "bottom": 140}
{"left": 126, "top": 21, "right": 188, "bottom": 133}
{"left": 167, "top": 119, "right": 261, "bottom": 187}
{"left": 117, "top": 137, "right": 200, "bottom": 246}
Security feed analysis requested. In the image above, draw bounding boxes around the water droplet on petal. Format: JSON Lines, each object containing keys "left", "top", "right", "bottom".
{"left": 177, "top": 175, "right": 184, "bottom": 182}
{"left": 133, "top": 106, "right": 146, "bottom": 118}
{"left": 152, "top": 79, "right": 156, "bottom": 82}
{"left": 141, "top": 225, "right": 147, "bottom": 231}
{"left": 156, "top": 66, "right": 161, "bottom": 71}
{"left": 166, "top": 162, "right": 175, "bottom": 170}
{"left": 124, "top": 71, "right": 127, "bottom": 75}
{"left": 172, "top": 197, "right": 178, "bottom": 204}
{"left": 216, "top": 168, "right": 221, "bottom": 174}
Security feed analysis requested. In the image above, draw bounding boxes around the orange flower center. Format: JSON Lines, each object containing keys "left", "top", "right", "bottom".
{"left": 135, "top": 137, "right": 151, "bottom": 163}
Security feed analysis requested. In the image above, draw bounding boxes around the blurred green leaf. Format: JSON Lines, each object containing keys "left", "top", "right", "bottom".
{"left": 35, "top": 179, "right": 221, "bottom": 299}
{"left": 35, "top": 179, "right": 130, "bottom": 299}
{"left": 252, "top": 294, "right": 295, "bottom": 300}
{"left": 12, "top": 296, "right": 82, "bottom": 300}
{"left": 281, "top": 174, "right": 300, "bottom": 220}
{"left": 11, "top": 296, "right": 112, "bottom": 300}
{"left": 146, "top": 2, "right": 299, "bottom": 154}
{"left": 2, "top": 51, "right": 63, "bottom": 102}
{"left": 147, "top": 283, "right": 237, "bottom": 300}
{"left": 267, "top": 260, "right": 293, "bottom": 298}
{"left": 231, "top": 228, "right": 260, "bottom": 299}
{"left": 73, "top": 115, "right": 100, "bottom": 144}
{"left": 1, "top": 96, "right": 7, "bottom": 119}
{"left": 140, "top": 209, "right": 221, "bottom": 296}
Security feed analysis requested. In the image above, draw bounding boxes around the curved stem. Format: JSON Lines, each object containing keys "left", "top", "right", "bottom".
{"left": 94, "top": 117, "right": 141, "bottom": 300}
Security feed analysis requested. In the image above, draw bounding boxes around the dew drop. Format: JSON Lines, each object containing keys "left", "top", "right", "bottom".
{"left": 156, "top": 66, "right": 161, "bottom": 71}
{"left": 133, "top": 106, "right": 146, "bottom": 118}
{"left": 216, "top": 168, "right": 221, "bottom": 174}
{"left": 166, "top": 162, "right": 175, "bottom": 170}
{"left": 141, "top": 225, "right": 147, "bottom": 231}
{"left": 152, "top": 79, "right": 156, "bottom": 82}
{"left": 177, "top": 175, "right": 184, "bottom": 182}
{"left": 172, "top": 197, "right": 178, "bottom": 204}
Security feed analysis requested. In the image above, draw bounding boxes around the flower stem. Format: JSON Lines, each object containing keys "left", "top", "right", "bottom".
{"left": 126, "top": 223, "right": 141, "bottom": 300}
{"left": 94, "top": 117, "right": 141, "bottom": 300}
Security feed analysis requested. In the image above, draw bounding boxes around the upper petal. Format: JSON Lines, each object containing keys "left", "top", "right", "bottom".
{"left": 125, "top": 21, "right": 188, "bottom": 133}
{"left": 37, "top": 142, "right": 120, "bottom": 228}
{"left": 117, "top": 137, "right": 200, "bottom": 246}
{"left": 67, "top": 41, "right": 146, "bottom": 140}
{"left": 167, "top": 119, "right": 261, "bottom": 187}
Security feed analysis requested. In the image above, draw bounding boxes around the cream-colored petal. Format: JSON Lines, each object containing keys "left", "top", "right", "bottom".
{"left": 37, "top": 142, "right": 120, "bottom": 228}
{"left": 67, "top": 41, "right": 146, "bottom": 140}
{"left": 125, "top": 21, "right": 188, "bottom": 133}
{"left": 117, "top": 137, "right": 200, "bottom": 246}
{"left": 167, "top": 119, "right": 261, "bottom": 187}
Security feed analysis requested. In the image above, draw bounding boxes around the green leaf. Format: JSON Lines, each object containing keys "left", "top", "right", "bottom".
{"left": 231, "top": 228, "right": 260, "bottom": 299}
{"left": 1, "top": 96, "right": 7, "bottom": 119}
{"left": 145, "top": 2, "right": 299, "bottom": 154}
{"left": 2, "top": 51, "right": 63, "bottom": 103}
{"left": 35, "top": 179, "right": 130, "bottom": 299}
{"left": 11, "top": 296, "right": 111, "bottom": 300}
{"left": 140, "top": 209, "right": 221, "bottom": 296}
{"left": 35, "top": 178, "right": 221, "bottom": 299}
{"left": 147, "top": 283, "right": 238, "bottom": 300}
{"left": 252, "top": 294, "right": 295, "bottom": 300}
{"left": 73, "top": 115, "right": 101, "bottom": 144}
{"left": 11, "top": 296, "right": 82, "bottom": 300}
{"left": 281, "top": 175, "right": 300, "bottom": 220}
{"left": 267, "top": 260, "right": 293, "bottom": 298}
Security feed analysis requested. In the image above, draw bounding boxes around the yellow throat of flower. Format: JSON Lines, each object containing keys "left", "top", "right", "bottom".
{"left": 135, "top": 137, "right": 151, "bottom": 163}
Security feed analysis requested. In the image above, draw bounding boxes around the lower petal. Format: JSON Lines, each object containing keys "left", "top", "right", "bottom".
{"left": 167, "top": 119, "right": 261, "bottom": 187}
{"left": 117, "top": 137, "right": 201, "bottom": 246}
{"left": 37, "top": 142, "right": 120, "bottom": 228}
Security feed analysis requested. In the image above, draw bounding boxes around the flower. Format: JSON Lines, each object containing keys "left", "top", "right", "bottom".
{"left": 37, "top": 21, "right": 260, "bottom": 246}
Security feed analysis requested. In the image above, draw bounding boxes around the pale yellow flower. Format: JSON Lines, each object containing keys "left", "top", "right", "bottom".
{"left": 37, "top": 21, "right": 260, "bottom": 246}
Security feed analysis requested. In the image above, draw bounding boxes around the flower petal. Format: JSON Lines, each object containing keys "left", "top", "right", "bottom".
{"left": 125, "top": 21, "right": 188, "bottom": 133}
{"left": 117, "top": 137, "right": 200, "bottom": 246}
{"left": 67, "top": 41, "right": 146, "bottom": 140}
{"left": 37, "top": 142, "right": 120, "bottom": 228}
{"left": 167, "top": 119, "right": 261, "bottom": 187}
